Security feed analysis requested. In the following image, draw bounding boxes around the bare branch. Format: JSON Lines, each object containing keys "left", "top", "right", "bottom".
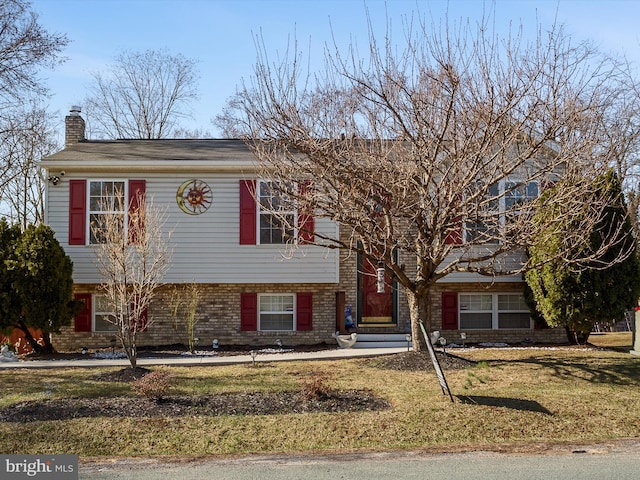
{"left": 91, "top": 190, "right": 172, "bottom": 368}
{"left": 84, "top": 49, "right": 200, "bottom": 139}
{"left": 0, "top": 99, "right": 58, "bottom": 226}
{"left": 219, "top": 12, "right": 638, "bottom": 350}
{"left": 0, "top": 0, "right": 68, "bottom": 111}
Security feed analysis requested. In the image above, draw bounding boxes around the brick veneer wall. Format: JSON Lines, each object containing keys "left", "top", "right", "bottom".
{"left": 53, "top": 283, "right": 339, "bottom": 351}
{"left": 340, "top": 239, "right": 565, "bottom": 344}
{"left": 361, "top": 245, "right": 565, "bottom": 344}
{"left": 54, "top": 266, "right": 566, "bottom": 352}
{"left": 431, "top": 282, "right": 567, "bottom": 344}
{"left": 338, "top": 248, "right": 358, "bottom": 325}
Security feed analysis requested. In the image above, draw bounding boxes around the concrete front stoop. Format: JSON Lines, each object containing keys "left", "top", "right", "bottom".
{"left": 352, "top": 333, "right": 413, "bottom": 349}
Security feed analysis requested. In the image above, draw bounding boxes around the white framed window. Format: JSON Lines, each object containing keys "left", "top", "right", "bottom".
{"left": 88, "top": 180, "right": 126, "bottom": 244}
{"left": 464, "top": 179, "right": 539, "bottom": 244}
{"left": 258, "top": 180, "right": 295, "bottom": 244}
{"left": 459, "top": 293, "right": 531, "bottom": 330}
{"left": 93, "top": 294, "right": 119, "bottom": 333}
{"left": 465, "top": 183, "right": 500, "bottom": 244}
{"left": 497, "top": 294, "right": 531, "bottom": 328}
{"left": 258, "top": 293, "right": 295, "bottom": 331}
{"left": 459, "top": 294, "right": 493, "bottom": 329}
{"left": 505, "top": 181, "right": 539, "bottom": 211}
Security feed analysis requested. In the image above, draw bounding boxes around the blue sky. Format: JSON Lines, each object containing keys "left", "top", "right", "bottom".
{"left": 30, "top": 0, "right": 640, "bottom": 138}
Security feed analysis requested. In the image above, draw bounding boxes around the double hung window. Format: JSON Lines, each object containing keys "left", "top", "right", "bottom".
{"left": 93, "top": 294, "right": 118, "bottom": 333}
{"left": 258, "top": 294, "right": 295, "bottom": 331}
{"left": 464, "top": 179, "right": 539, "bottom": 244}
{"left": 459, "top": 293, "right": 493, "bottom": 329}
{"left": 466, "top": 183, "right": 500, "bottom": 244}
{"left": 505, "top": 181, "right": 539, "bottom": 211}
{"left": 497, "top": 294, "right": 531, "bottom": 328}
{"left": 89, "top": 180, "right": 126, "bottom": 244}
{"left": 258, "top": 181, "right": 295, "bottom": 244}
{"left": 240, "top": 179, "right": 314, "bottom": 246}
{"left": 459, "top": 293, "right": 531, "bottom": 330}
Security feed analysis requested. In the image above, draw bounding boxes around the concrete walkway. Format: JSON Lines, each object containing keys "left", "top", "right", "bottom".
{"left": 0, "top": 347, "right": 408, "bottom": 369}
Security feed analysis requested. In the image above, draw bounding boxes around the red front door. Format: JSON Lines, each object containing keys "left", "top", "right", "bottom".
{"left": 359, "top": 258, "right": 394, "bottom": 324}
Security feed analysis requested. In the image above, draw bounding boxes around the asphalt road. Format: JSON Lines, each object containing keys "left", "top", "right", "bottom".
{"left": 80, "top": 443, "right": 640, "bottom": 480}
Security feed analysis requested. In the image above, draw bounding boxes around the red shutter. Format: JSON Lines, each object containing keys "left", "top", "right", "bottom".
{"left": 139, "top": 307, "right": 148, "bottom": 331}
{"left": 73, "top": 293, "right": 92, "bottom": 332}
{"left": 296, "top": 292, "right": 313, "bottom": 331}
{"left": 128, "top": 179, "right": 146, "bottom": 211}
{"left": 445, "top": 194, "right": 463, "bottom": 245}
{"left": 240, "top": 292, "right": 258, "bottom": 331}
{"left": 298, "top": 181, "right": 315, "bottom": 243}
{"left": 69, "top": 180, "right": 87, "bottom": 245}
{"left": 128, "top": 180, "right": 146, "bottom": 244}
{"left": 239, "top": 180, "right": 257, "bottom": 245}
{"left": 130, "top": 296, "right": 149, "bottom": 332}
{"left": 441, "top": 292, "right": 458, "bottom": 330}
{"left": 445, "top": 220, "right": 463, "bottom": 245}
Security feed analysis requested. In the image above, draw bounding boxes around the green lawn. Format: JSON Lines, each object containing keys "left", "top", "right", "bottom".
{"left": 0, "top": 346, "right": 638, "bottom": 457}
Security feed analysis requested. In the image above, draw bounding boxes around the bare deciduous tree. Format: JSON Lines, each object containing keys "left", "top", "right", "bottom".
{"left": 606, "top": 65, "right": 640, "bottom": 244}
{"left": 218, "top": 15, "right": 638, "bottom": 350}
{"left": 171, "top": 127, "right": 214, "bottom": 139}
{"left": 84, "top": 49, "right": 199, "bottom": 139}
{"left": 0, "top": 0, "right": 68, "bottom": 112}
{"left": 92, "top": 191, "right": 172, "bottom": 368}
{"left": 0, "top": 101, "right": 59, "bottom": 227}
{"left": 168, "top": 282, "right": 202, "bottom": 353}
{"left": 0, "top": 0, "right": 67, "bottom": 218}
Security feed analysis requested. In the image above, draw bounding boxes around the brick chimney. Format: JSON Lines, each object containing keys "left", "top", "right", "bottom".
{"left": 65, "top": 106, "right": 85, "bottom": 147}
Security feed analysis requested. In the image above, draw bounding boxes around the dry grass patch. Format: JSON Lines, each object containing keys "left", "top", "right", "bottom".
{"left": 0, "top": 347, "right": 639, "bottom": 456}
{"left": 589, "top": 332, "right": 632, "bottom": 349}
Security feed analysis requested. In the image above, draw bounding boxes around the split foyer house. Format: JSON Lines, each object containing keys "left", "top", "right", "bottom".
{"left": 40, "top": 109, "right": 565, "bottom": 351}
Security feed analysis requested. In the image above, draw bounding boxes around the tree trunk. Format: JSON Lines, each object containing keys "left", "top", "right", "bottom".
{"left": 565, "top": 327, "right": 591, "bottom": 345}
{"left": 127, "top": 344, "right": 137, "bottom": 369}
{"left": 122, "top": 337, "right": 137, "bottom": 369}
{"left": 40, "top": 333, "right": 55, "bottom": 354}
{"left": 14, "top": 320, "right": 51, "bottom": 354}
{"left": 406, "top": 289, "right": 432, "bottom": 352}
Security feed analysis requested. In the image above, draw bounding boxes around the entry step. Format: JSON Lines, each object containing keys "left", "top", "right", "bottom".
{"left": 352, "top": 333, "right": 412, "bottom": 349}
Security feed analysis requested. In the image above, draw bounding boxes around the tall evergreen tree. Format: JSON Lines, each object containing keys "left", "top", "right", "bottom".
{"left": 6, "top": 224, "right": 80, "bottom": 352}
{"left": 0, "top": 218, "right": 21, "bottom": 332}
{"left": 525, "top": 170, "right": 640, "bottom": 343}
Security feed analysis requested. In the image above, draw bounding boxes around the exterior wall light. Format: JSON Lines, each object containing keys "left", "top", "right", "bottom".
{"left": 48, "top": 171, "right": 65, "bottom": 185}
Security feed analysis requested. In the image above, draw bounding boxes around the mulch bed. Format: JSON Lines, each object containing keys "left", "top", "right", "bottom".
{"left": 1, "top": 348, "right": 474, "bottom": 423}
{"left": 367, "top": 350, "right": 476, "bottom": 371}
{"left": 0, "top": 390, "right": 391, "bottom": 423}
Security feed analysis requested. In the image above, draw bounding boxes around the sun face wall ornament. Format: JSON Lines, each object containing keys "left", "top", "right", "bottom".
{"left": 176, "top": 179, "right": 212, "bottom": 215}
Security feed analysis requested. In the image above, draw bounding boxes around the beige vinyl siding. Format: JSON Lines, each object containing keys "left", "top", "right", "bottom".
{"left": 435, "top": 250, "right": 526, "bottom": 283}
{"left": 46, "top": 173, "right": 339, "bottom": 284}
{"left": 439, "top": 270, "right": 524, "bottom": 283}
